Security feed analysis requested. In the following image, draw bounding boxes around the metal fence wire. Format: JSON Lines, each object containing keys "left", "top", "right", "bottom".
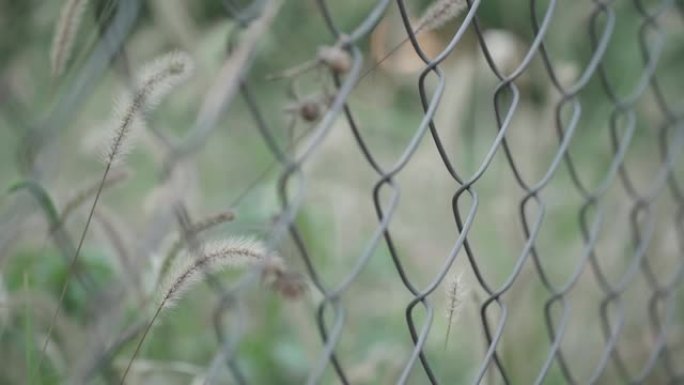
{"left": 225, "top": 0, "right": 684, "bottom": 384}
{"left": 5, "top": 0, "right": 684, "bottom": 384}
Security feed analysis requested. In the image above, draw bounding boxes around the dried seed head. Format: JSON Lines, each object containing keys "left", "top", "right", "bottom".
{"left": 284, "top": 96, "right": 324, "bottom": 123}
{"left": 273, "top": 273, "right": 307, "bottom": 299}
{"left": 262, "top": 266, "right": 307, "bottom": 300}
{"left": 444, "top": 272, "right": 466, "bottom": 348}
{"left": 134, "top": 51, "right": 194, "bottom": 109}
{"left": 299, "top": 101, "right": 321, "bottom": 122}
{"left": 156, "top": 238, "right": 271, "bottom": 310}
{"left": 445, "top": 273, "right": 465, "bottom": 316}
{"left": 418, "top": 0, "right": 467, "bottom": 32}
{"left": 105, "top": 51, "right": 194, "bottom": 165}
{"left": 102, "top": 98, "right": 145, "bottom": 166}
{"left": 155, "top": 237, "right": 304, "bottom": 313}
{"left": 156, "top": 209, "right": 237, "bottom": 286}
{"left": 318, "top": 46, "right": 352, "bottom": 75}
{"left": 51, "top": 0, "right": 89, "bottom": 78}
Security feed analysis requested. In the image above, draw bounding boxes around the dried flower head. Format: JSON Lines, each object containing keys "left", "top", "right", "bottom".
{"left": 51, "top": 0, "right": 89, "bottom": 78}
{"left": 444, "top": 272, "right": 466, "bottom": 348}
{"left": 105, "top": 51, "right": 193, "bottom": 165}
{"left": 418, "top": 0, "right": 467, "bottom": 32}
{"left": 262, "top": 267, "right": 308, "bottom": 300}
{"left": 284, "top": 97, "right": 322, "bottom": 123}
{"left": 156, "top": 238, "right": 270, "bottom": 310}
{"left": 299, "top": 101, "right": 322, "bottom": 122}
{"left": 133, "top": 51, "right": 194, "bottom": 109}
{"left": 156, "top": 209, "right": 237, "bottom": 286}
{"left": 317, "top": 45, "right": 353, "bottom": 75}
{"left": 155, "top": 237, "right": 304, "bottom": 312}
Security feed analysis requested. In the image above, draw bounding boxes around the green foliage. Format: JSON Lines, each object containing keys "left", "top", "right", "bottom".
{"left": 4, "top": 248, "right": 114, "bottom": 316}
{"left": 7, "top": 180, "right": 60, "bottom": 228}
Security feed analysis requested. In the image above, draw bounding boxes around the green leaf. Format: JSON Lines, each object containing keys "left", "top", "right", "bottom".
{"left": 7, "top": 180, "right": 60, "bottom": 228}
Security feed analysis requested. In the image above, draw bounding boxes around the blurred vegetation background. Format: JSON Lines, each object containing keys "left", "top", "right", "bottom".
{"left": 0, "top": 0, "right": 683, "bottom": 384}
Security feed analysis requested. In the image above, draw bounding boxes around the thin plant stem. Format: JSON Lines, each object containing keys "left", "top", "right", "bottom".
{"left": 118, "top": 303, "right": 164, "bottom": 384}
{"left": 36, "top": 162, "right": 111, "bottom": 377}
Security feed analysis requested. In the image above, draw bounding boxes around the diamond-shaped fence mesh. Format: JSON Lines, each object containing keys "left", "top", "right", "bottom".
{"left": 1, "top": 0, "right": 684, "bottom": 384}
{"left": 237, "top": 1, "right": 684, "bottom": 384}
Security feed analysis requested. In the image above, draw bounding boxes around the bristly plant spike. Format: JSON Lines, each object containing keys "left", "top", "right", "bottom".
{"left": 106, "top": 52, "right": 194, "bottom": 165}
{"left": 159, "top": 210, "right": 237, "bottom": 283}
{"left": 156, "top": 238, "right": 273, "bottom": 310}
{"left": 120, "top": 237, "right": 288, "bottom": 384}
{"left": 51, "top": 0, "right": 89, "bottom": 78}
{"left": 417, "top": 0, "right": 467, "bottom": 32}
{"left": 36, "top": 51, "right": 193, "bottom": 378}
{"left": 444, "top": 273, "right": 466, "bottom": 349}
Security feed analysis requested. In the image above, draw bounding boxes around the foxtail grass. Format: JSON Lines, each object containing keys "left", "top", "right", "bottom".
{"left": 51, "top": 0, "right": 89, "bottom": 78}
{"left": 119, "top": 237, "right": 293, "bottom": 383}
{"left": 36, "top": 51, "right": 194, "bottom": 378}
{"left": 444, "top": 273, "right": 465, "bottom": 349}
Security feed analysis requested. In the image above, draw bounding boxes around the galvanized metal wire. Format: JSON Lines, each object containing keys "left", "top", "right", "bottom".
{"left": 7, "top": 0, "right": 683, "bottom": 383}
{"left": 219, "top": 0, "right": 684, "bottom": 383}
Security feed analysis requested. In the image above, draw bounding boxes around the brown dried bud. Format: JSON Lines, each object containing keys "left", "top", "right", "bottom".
{"left": 272, "top": 271, "right": 308, "bottom": 299}
{"left": 261, "top": 263, "right": 307, "bottom": 300}
{"left": 300, "top": 101, "right": 321, "bottom": 122}
{"left": 318, "top": 46, "right": 352, "bottom": 75}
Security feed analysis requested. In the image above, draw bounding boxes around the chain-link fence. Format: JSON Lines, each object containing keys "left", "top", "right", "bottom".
{"left": 230, "top": 0, "right": 684, "bottom": 384}
{"left": 2, "top": 0, "right": 684, "bottom": 384}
